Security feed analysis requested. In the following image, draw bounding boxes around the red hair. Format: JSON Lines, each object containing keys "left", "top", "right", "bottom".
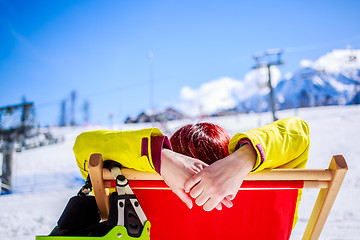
{"left": 170, "top": 123, "right": 230, "bottom": 165}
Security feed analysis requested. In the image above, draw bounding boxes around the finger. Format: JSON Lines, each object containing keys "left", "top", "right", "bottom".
{"left": 195, "top": 192, "right": 210, "bottom": 207}
{"left": 184, "top": 172, "right": 202, "bottom": 193}
{"left": 216, "top": 203, "right": 222, "bottom": 211}
{"left": 174, "top": 188, "right": 193, "bottom": 209}
{"left": 203, "top": 195, "right": 224, "bottom": 211}
{"left": 226, "top": 194, "right": 236, "bottom": 201}
{"left": 189, "top": 182, "right": 203, "bottom": 199}
{"left": 221, "top": 198, "right": 233, "bottom": 208}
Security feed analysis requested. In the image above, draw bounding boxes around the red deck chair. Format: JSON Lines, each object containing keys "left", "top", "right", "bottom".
{"left": 89, "top": 154, "right": 348, "bottom": 240}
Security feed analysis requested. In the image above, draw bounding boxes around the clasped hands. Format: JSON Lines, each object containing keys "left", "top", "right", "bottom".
{"left": 160, "top": 145, "right": 256, "bottom": 211}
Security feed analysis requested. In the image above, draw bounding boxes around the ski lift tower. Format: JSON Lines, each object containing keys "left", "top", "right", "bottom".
{"left": 0, "top": 102, "right": 34, "bottom": 193}
{"left": 252, "top": 49, "right": 284, "bottom": 122}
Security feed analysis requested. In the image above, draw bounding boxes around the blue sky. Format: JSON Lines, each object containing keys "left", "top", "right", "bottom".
{"left": 1, "top": 0, "right": 360, "bottom": 126}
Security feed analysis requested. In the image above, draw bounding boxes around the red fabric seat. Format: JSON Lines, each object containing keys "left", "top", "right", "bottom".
{"left": 124, "top": 180, "right": 302, "bottom": 240}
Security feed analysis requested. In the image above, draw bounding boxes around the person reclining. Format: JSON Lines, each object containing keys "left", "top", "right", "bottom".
{"left": 73, "top": 116, "right": 309, "bottom": 215}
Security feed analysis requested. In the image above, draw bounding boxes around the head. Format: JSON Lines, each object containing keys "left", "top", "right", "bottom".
{"left": 170, "top": 122, "right": 230, "bottom": 165}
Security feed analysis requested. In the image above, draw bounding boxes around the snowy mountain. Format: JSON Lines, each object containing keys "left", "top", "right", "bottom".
{"left": 275, "top": 49, "right": 360, "bottom": 110}
{"left": 178, "top": 49, "right": 360, "bottom": 116}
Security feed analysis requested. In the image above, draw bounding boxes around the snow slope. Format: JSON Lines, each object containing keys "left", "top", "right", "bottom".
{"left": 0, "top": 105, "right": 359, "bottom": 240}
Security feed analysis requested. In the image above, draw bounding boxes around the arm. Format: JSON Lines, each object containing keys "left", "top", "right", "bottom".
{"left": 185, "top": 117, "right": 310, "bottom": 211}
{"left": 160, "top": 149, "right": 208, "bottom": 209}
{"left": 229, "top": 116, "right": 310, "bottom": 171}
{"left": 184, "top": 143, "right": 256, "bottom": 211}
{"left": 160, "top": 149, "right": 234, "bottom": 210}
{"left": 73, "top": 128, "right": 218, "bottom": 209}
{"left": 73, "top": 128, "right": 168, "bottom": 180}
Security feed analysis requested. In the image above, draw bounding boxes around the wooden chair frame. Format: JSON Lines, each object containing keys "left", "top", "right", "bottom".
{"left": 88, "top": 154, "right": 348, "bottom": 240}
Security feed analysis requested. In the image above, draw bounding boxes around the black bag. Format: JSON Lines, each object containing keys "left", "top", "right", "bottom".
{"left": 50, "top": 195, "right": 105, "bottom": 236}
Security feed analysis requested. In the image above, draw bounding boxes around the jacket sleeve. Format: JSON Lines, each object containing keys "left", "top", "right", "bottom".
{"left": 228, "top": 117, "right": 310, "bottom": 172}
{"left": 73, "top": 128, "right": 171, "bottom": 180}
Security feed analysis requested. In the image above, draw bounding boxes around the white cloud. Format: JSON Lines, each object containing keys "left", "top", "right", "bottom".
{"left": 177, "top": 67, "right": 282, "bottom": 117}
{"left": 313, "top": 49, "right": 360, "bottom": 77}
{"left": 300, "top": 59, "right": 313, "bottom": 68}
{"left": 180, "top": 86, "right": 197, "bottom": 100}
{"left": 284, "top": 72, "right": 294, "bottom": 80}
{"left": 179, "top": 77, "right": 245, "bottom": 116}
{"left": 295, "top": 49, "right": 360, "bottom": 81}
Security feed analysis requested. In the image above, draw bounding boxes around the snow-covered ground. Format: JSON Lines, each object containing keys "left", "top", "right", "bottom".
{"left": 0, "top": 105, "right": 359, "bottom": 240}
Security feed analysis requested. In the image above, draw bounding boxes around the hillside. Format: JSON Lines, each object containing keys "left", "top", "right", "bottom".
{"left": 0, "top": 105, "right": 359, "bottom": 239}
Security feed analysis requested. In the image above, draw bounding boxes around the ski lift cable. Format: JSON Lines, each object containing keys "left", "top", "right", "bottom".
{"left": 284, "top": 35, "right": 360, "bottom": 53}
{"left": 226, "top": 36, "right": 360, "bottom": 69}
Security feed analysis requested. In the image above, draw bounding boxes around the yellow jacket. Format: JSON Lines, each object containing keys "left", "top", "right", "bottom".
{"left": 229, "top": 116, "right": 310, "bottom": 172}
{"left": 73, "top": 128, "right": 167, "bottom": 180}
{"left": 74, "top": 117, "right": 309, "bottom": 179}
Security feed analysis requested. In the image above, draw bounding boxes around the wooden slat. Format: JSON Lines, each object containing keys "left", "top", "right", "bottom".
{"left": 103, "top": 180, "right": 328, "bottom": 190}
{"left": 88, "top": 154, "right": 109, "bottom": 221}
{"left": 103, "top": 168, "right": 332, "bottom": 181}
{"left": 247, "top": 169, "right": 332, "bottom": 181}
{"left": 303, "top": 155, "right": 348, "bottom": 240}
{"left": 303, "top": 181, "right": 329, "bottom": 189}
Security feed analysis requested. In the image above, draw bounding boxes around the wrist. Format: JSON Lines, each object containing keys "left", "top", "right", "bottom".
{"left": 151, "top": 136, "right": 172, "bottom": 174}
{"left": 160, "top": 149, "right": 171, "bottom": 176}
{"left": 232, "top": 144, "right": 256, "bottom": 172}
